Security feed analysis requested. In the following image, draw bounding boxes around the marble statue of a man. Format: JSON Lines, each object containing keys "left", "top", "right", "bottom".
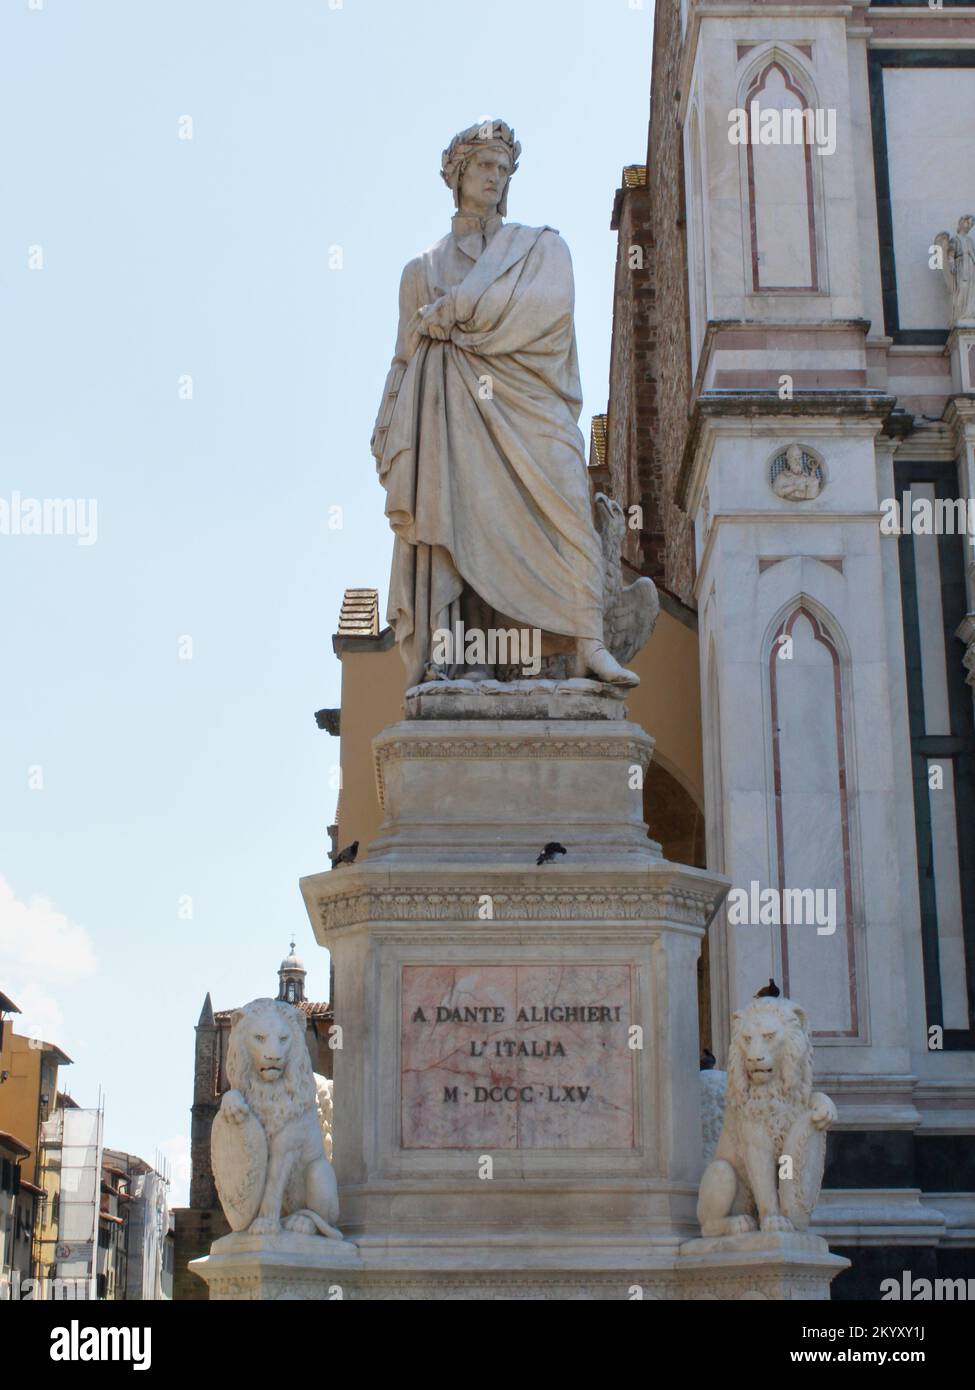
{"left": 370, "top": 120, "right": 638, "bottom": 689}
{"left": 934, "top": 215, "right": 975, "bottom": 327}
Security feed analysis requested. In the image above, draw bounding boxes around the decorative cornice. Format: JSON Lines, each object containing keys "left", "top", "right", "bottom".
{"left": 306, "top": 884, "right": 725, "bottom": 935}
{"left": 333, "top": 626, "right": 396, "bottom": 656}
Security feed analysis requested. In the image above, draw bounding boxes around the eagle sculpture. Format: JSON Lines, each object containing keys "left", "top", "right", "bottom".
{"left": 594, "top": 493, "right": 660, "bottom": 666}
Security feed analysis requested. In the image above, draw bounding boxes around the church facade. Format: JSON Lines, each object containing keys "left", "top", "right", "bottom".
{"left": 603, "top": 0, "right": 975, "bottom": 1294}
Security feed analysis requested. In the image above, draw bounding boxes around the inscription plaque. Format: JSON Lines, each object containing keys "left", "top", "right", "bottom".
{"left": 400, "top": 963, "right": 636, "bottom": 1149}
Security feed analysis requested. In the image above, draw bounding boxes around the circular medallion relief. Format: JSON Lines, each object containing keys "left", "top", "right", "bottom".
{"left": 769, "top": 443, "right": 824, "bottom": 501}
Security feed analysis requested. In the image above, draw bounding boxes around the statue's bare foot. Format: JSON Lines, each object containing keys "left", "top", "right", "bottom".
{"left": 575, "top": 640, "right": 639, "bottom": 687}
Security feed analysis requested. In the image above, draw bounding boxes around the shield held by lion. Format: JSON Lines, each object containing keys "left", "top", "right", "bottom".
{"left": 212, "top": 1101, "right": 268, "bottom": 1230}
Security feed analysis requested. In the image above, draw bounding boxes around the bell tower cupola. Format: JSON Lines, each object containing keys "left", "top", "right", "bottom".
{"left": 277, "top": 940, "right": 306, "bottom": 1005}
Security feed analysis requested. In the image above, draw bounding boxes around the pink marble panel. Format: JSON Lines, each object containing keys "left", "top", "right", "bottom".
{"left": 400, "top": 964, "right": 636, "bottom": 1149}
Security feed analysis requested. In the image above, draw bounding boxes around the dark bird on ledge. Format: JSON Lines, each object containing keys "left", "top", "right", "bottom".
{"left": 536, "top": 842, "right": 567, "bottom": 866}
{"left": 700, "top": 1048, "right": 716, "bottom": 1070}
{"left": 330, "top": 840, "right": 359, "bottom": 869}
{"left": 755, "top": 978, "right": 781, "bottom": 998}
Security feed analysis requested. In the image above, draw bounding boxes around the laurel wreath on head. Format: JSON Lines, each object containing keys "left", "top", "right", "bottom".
{"left": 440, "top": 120, "right": 521, "bottom": 195}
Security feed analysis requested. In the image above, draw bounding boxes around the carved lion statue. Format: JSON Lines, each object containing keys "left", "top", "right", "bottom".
{"left": 697, "top": 997, "right": 836, "bottom": 1237}
{"left": 211, "top": 998, "right": 341, "bottom": 1238}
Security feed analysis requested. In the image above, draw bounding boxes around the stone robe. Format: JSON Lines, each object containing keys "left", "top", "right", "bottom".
{"left": 372, "top": 213, "right": 604, "bottom": 685}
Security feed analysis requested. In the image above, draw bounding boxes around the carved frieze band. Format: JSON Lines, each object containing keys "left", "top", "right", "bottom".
{"left": 312, "top": 886, "right": 721, "bottom": 933}
{"left": 205, "top": 1270, "right": 830, "bottom": 1300}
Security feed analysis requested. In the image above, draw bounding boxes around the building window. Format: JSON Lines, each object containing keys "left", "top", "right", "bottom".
{"left": 897, "top": 462, "right": 975, "bottom": 1047}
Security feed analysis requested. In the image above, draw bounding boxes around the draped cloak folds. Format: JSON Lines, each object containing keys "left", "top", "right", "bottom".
{"left": 372, "top": 220, "right": 605, "bottom": 686}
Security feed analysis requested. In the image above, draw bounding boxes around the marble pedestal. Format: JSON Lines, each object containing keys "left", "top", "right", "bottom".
{"left": 293, "top": 692, "right": 729, "bottom": 1297}
{"left": 948, "top": 326, "right": 975, "bottom": 395}
{"left": 677, "top": 1233, "right": 850, "bottom": 1301}
{"left": 223, "top": 685, "right": 846, "bottom": 1299}
{"left": 190, "top": 1232, "right": 361, "bottom": 1301}
{"left": 191, "top": 1230, "right": 848, "bottom": 1301}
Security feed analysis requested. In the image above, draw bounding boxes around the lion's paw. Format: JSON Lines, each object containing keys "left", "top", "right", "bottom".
{"left": 811, "top": 1099, "right": 837, "bottom": 1131}
{"left": 727, "top": 1214, "right": 757, "bottom": 1235}
{"left": 221, "top": 1090, "right": 250, "bottom": 1124}
{"left": 761, "top": 1213, "right": 795, "bottom": 1233}
{"left": 283, "top": 1213, "right": 316, "bottom": 1235}
{"left": 248, "top": 1216, "right": 281, "bottom": 1235}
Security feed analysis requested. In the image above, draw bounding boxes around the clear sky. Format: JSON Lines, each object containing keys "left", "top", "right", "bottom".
{"left": 0, "top": 0, "right": 654, "bottom": 1205}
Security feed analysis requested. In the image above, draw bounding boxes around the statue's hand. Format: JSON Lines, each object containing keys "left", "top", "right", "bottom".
{"left": 417, "top": 295, "right": 456, "bottom": 341}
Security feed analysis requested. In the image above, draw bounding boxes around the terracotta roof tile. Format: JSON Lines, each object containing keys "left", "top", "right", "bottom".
{"left": 214, "top": 1000, "right": 331, "bottom": 1022}
{"left": 0, "top": 1130, "right": 32, "bottom": 1158}
{"left": 336, "top": 588, "right": 380, "bottom": 637}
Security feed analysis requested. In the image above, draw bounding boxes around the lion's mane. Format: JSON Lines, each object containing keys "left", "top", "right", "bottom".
{"left": 725, "top": 998, "right": 813, "bottom": 1154}
{"left": 226, "top": 998, "right": 315, "bottom": 1138}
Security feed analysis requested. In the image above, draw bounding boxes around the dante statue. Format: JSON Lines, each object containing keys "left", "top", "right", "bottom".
{"left": 934, "top": 215, "right": 975, "bottom": 327}
{"left": 370, "top": 120, "right": 639, "bottom": 689}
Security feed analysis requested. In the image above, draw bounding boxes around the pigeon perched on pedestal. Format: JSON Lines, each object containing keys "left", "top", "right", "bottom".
{"left": 536, "top": 842, "right": 567, "bottom": 866}
{"left": 755, "top": 978, "right": 781, "bottom": 998}
{"left": 330, "top": 840, "right": 359, "bottom": 869}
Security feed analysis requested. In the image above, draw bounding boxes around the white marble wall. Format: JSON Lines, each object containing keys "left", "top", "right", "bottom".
{"left": 883, "top": 69, "right": 975, "bottom": 333}
{"left": 694, "top": 417, "right": 915, "bottom": 1093}
{"left": 680, "top": 0, "right": 975, "bottom": 1257}
{"left": 683, "top": 16, "right": 865, "bottom": 382}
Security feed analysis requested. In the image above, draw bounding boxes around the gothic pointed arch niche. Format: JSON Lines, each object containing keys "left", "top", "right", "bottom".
{"left": 764, "top": 598, "right": 864, "bottom": 1040}
{"left": 737, "top": 48, "right": 827, "bottom": 294}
